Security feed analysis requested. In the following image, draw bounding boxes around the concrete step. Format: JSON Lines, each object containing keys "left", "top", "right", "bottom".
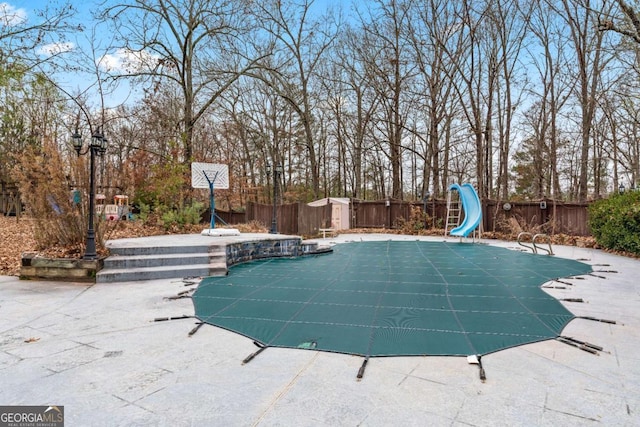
{"left": 99, "top": 240, "right": 228, "bottom": 283}
{"left": 107, "top": 244, "right": 223, "bottom": 257}
{"left": 96, "top": 262, "right": 228, "bottom": 283}
{"left": 103, "top": 252, "right": 226, "bottom": 269}
{"left": 97, "top": 235, "right": 323, "bottom": 283}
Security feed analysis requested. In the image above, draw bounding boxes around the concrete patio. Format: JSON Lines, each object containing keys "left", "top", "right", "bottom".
{"left": 1, "top": 234, "right": 638, "bottom": 426}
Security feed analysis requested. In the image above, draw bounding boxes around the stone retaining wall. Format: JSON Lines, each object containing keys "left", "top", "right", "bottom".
{"left": 20, "top": 252, "right": 103, "bottom": 282}
{"left": 226, "top": 238, "right": 303, "bottom": 266}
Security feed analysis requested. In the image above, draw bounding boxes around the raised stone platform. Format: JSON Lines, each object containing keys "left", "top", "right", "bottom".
{"left": 97, "top": 233, "right": 330, "bottom": 283}
{"left": 19, "top": 233, "right": 332, "bottom": 283}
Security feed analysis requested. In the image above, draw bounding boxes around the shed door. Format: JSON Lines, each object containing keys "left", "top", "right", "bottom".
{"left": 331, "top": 204, "right": 342, "bottom": 229}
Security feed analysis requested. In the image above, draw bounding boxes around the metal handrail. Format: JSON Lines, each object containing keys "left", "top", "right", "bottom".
{"left": 533, "top": 233, "right": 554, "bottom": 255}
{"left": 517, "top": 232, "right": 536, "bottom": 253}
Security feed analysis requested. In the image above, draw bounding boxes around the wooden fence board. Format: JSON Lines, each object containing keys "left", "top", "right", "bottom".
{"left": 298, "top": 203, "right": 331, "bottom": 236}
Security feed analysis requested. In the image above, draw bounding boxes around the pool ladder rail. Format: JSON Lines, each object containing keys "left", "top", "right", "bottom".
{"left": 517, "top": 232, "right": 554, "bottom": 255}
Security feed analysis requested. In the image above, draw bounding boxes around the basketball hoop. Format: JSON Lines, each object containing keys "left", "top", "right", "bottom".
{"left": 191, "top": 162, "right": 239, "bottom": 236}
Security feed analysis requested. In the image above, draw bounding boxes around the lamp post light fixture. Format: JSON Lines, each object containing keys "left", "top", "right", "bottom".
{"left": 619, "top": 183, "right": 625, "bottom": 194}
{"left": 266, "top": 163, "right": 282, "bottom": 234}
{"left": 71, "top": 126, "right": 107, "bottom": 260}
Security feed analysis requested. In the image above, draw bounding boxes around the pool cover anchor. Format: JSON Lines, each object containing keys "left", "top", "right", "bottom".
{"left": 356, "top": 357, "right": 369, "bottom": 381}
{"left": 578, "top": 316, "right": 618, "bottom": 325}
{"left": 243, "top": 342, "right": 268, "bottom": 365}
{"left": 153, "top": 315, "right": 193, "bottom": 322}
{"left": 165, "top": 290, "right": 193, "bottom": 300}
{"left": 561, "top": 336, "right": 604, "bottom": 352}
{"left": 560, "top": 298, "right": 585, "bottom": 303}
{"left": 188, "top": 322, "right": 205, "bottom": 337}
{"left": 557, "top": 336, "right": 602, "bottom": 355}
{"left": 543, "top": 283, "right": 566, "bottom": 290}
{"left": 467, "top": 355, "right": 486, "bottom": 382}
{"left": 553, "top": 278, "right": 574, "bottom": 286}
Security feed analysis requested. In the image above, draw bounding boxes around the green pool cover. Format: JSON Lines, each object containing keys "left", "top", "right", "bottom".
{"left": 192, "top": 241, "right": 592, "bottom": 357}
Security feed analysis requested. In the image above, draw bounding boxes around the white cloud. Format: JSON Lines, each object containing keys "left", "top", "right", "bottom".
{"left": 99, "top": 48, "right": 160, "bottom": 73}
{"left": 36, "top": 42, "right": 75, "bottom": 56}
{"left": 0, "top": 2, "right": 27, "bottom": 26}
{"left": 100, "top": 52, "right": 123, "bottom": 72}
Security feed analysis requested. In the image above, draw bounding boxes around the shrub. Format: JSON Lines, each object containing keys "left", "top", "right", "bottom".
{"left": 589, "top": 191, "right": 640, "bottom": 255}
{"left": 394, "top": 206, "right": 432, "bottom": 233}
{"left": 155, "top": 201, "right": 206, "bottom": 230}
{"left": 133, "top": 160, "right": 189, "bottom": 210}
{"left": 12, "top": 139, "right": 97, "bottom": 253}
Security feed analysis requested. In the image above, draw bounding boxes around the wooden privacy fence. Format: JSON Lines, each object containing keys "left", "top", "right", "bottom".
{"left": 216, "top": 199, "right": 592, "bottom": 237}
{"left": 5, "top": 182, "right": 590, "bottom": 236}
{"left": 212, "top": 202, "right": 332, "bottom": 235}
{"left": 482, "top": 200, "right": 590, "bottom": 236}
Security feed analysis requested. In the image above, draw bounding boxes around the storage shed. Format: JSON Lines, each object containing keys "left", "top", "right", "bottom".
{"left": 307, "top": 197, "right": 351, "bottom": 230}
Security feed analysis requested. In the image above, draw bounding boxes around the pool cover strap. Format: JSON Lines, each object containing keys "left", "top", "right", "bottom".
{"left": 243, "top": 343, "right": 268, "bottom": 365}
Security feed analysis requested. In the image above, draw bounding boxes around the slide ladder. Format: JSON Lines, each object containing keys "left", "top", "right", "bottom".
{"left": 445, "top": 190, "right": 462, "bottom": 236}
{"left": 445, "top": 183, "right": 482, "bottom": 239}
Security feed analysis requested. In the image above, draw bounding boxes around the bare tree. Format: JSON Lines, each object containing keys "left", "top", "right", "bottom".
{"left": 489, "top": 0, "right": 531, "bottom": 200}
{"left": 328, "top": 24, "right": 382, "bottom": 199}
{"left": 408, "top": 0, "right": 460, "bottom": 197}
{"left": 520, "top": 0, "right": 576, "bottom": 199}
{"left": 252, "top": 0, "right": 339, "bottom": 199}
{"left": 438, "top": 0, "right": 494, "bottom": 198}
{"left": 0, "top": 1, "right": 78, "bottom": 181}
{"left": 560, "top": 0, "right": 615, "bottom": 201}
{"left": 101, "top": 0, "right": 266, "bottom": 165}
{"left": 357, "top": 0, "right": 418, "bottom": 200}
{"left": 597, "top": 0, "right": 640, "bottom": 42}
{"left": 0, "top": 2, "right": 76, "bottom": 68}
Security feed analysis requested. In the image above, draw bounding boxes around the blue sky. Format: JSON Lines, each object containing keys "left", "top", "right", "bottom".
{"left": 2, "top": 1, "right": 132, "bottom": 106}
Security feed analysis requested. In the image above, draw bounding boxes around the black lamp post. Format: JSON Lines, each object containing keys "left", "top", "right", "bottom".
{"left": 266, "top": 163, "right": 282, "bottom": 234}
{"left": 71, "top": 126, "right": 107, "bottom": 260}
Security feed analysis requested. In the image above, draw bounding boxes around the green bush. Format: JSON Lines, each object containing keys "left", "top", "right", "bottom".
{"left": 589, "top": 191, "right": 640, "bottom": 255}
{"left": 133, "top": 160, "right": 189, "bottom": 211}
{"left": 158, "top": 201, "right": 205, "bottom": 230}
{"left": 138, "top": 202, "right": 151, "bottom": 222}
{"left": 132, "top": 201, "right": 205, "bottom": 230}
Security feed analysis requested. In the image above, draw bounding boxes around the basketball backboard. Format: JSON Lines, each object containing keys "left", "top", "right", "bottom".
{"left": 191, "top": 163, "right": 229, "bottom": 189}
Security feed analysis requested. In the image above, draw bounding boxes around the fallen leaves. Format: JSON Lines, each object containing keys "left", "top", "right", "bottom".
{"left": 0, "top": 216, "right": 37, "bottom": 276}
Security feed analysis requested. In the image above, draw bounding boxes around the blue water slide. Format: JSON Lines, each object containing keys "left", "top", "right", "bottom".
{"left": 449, "top": 183, "right": 482, "bottom": 237}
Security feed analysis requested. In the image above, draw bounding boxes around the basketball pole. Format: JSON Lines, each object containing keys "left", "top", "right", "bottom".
{"left": 203, "top": 171, "right": 219, "bottom": 229}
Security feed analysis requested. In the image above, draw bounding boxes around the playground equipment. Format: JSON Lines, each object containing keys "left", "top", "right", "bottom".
{"left": 104, "top": 195, "right": 131, "bottom": 220}
{"left": 95, "top": 194, "right": 106, "bottom": 216}
{"left": 445, "top": 183, "right": 482, "bottom": 238}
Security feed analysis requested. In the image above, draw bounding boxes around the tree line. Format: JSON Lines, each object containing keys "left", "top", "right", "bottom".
{"left": 1, "top": 0, "right": 639, "bottom": 213}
